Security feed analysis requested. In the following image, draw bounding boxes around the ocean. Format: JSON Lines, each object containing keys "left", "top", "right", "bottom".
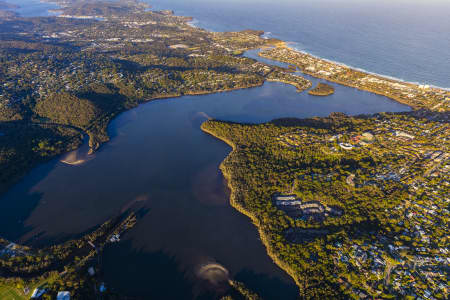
{"left": 10, "top": 0, "right": 60, "bottom": 17}
{"left": 0, "top": 1, "right": 438, "bottom": 298}
{"left": 147, "top": 0, "right": 450, "bottom": 88}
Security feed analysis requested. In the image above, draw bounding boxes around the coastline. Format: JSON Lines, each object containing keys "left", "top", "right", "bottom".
{"left": 152, "top": 4, "right": 449, "bottom": 91}
{"left": 2, "top": 1, "right": 446, "bottom": 298}
{"left": 0, "top": 79, "right": 268, "bottom": 197}
{"left": 258, "top": 46, "right": 449, "bottom": 111}
{"left": 200, "top": 113, "right": 450, "bottom": 299}
{"left": 308, "top": 83, "right": 334, "bottom": 96}
{"left": 285, "top": 43, "right": 450, "bottom": 91}
{"left": 81, "top": 83, "right": 267, "bottom": 154}
{"left": 181, "top": 15, "right": 447, "bottom": 111}
{"left": 190, "top": 12, "right": 446, "bottom": 294}
{"left": 200, "top": 124, "right": 302, "bottom": 291}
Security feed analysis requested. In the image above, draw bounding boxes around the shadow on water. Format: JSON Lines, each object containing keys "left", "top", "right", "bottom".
{"left": 235, "top": 269, "right": 299, "bottom": 300}
{"left": 0, "top": 191, "right": 42, "bottom": 242}
{"left": 0, "top": 76, "right": 411, "bottom": 299}
{"left": 102, "top": 241, "right": 194, "bottom": 300}
{"left": 0, "top": 159, "right": 60, "bottom": 242}
{"left": 103, "top": 240, "right": 297, "bottom": 300}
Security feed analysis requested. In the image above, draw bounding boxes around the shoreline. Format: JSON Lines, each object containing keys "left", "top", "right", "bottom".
{"left": 2, "top": 1, "right": 446, "bottom": 296}
{"left": 200, "top": 124, "right": 301, "bottom": 291}
{"left": 308, "top": 83, "right": 334, "bottom": 96}
{"left": 174, "top": 13, "right": 449, "bottom": 90}
{"left": 178, "top": 13, "right": 447, "bottom": 111}
{"left": 258, "top": 46, "right": 449, "bottom": 111}
{"left": 285, "top": 43, "right": 450, "bottom": 91}
{"left": 27, "top": 0, "right": 450, "bottom": 92}
{"left": 266, "top": 78, "right": 311, "bottom": 93}
{"left": 86, "top": 83, "right": 267, "bottom": 153}
{"left": 200, "top": 113, "right": 450, "bottom": 299}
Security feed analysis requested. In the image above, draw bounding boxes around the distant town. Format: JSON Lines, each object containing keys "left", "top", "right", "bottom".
{"left": 260, "top": 47, "right": 450, "bottom": 111}
{"left": 0, "top": 0, "right": 449, "bottom": 299}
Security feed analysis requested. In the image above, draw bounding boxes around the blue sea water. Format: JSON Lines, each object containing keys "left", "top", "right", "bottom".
{"left": 147, "top": 0, "right": 450, "bottom": 88}
{"left": 0, "top": 1, "right": 418, "bottom": 298}
{"left": 10, "top": 0, "right": 60, "bottom": 17}
{"left": 11, "top": 0, "right": 450, "bottom": 87}
{"left": 0, "top": 0, "right": 440, "bottom": 298}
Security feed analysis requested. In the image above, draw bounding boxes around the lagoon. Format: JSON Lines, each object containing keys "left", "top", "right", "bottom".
{"left": 0, "top": 76, "right": 410, "bottom": 298}
{"left": 148, "top": 0, "right": 450, "bottom": 88}
{"left": 0, "top": 0, "right": 417, "bottom": 297}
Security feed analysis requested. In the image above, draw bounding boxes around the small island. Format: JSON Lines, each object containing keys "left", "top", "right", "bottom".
{"left": 1, "top": 0, "right": 449, "bottom": 299}
{"left": 308, "top": 82, "right": 335, "bottom": 96}
{"left": 259, "top": 46, "right": 450, "bottom": 110}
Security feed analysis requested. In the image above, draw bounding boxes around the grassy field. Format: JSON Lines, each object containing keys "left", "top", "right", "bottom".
{"left": 0, "top": 284, "right": 26, "bottom": 300}
{"left": 0, "top": 277, "right": 53, "bottom": 300}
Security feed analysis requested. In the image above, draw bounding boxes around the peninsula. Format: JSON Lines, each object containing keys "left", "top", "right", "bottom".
{"left": 0, "top": 0, "right": 449, "bottom": 299}
{"left": 0, "top": 0, "right": 310, "bottom": 195}
{"left": 259, "top": 46, "right": 450, "bottom": 111}
{"left": 202, "top": 109, "right": 449, "bottom": 299}
{"left": 0, "top": 212, "right": 137, "bottom": 299}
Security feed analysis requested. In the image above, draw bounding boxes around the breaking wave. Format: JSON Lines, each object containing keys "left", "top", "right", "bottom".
{"left": 286, "top": 42, "right": 450, "bottom": 91}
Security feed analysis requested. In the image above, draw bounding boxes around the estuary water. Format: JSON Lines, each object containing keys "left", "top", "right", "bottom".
{"left": 0, "top": 79, "right": 409, "bottom": 298}
{"left": 0, "top": 0, "right": 423, "bottom": 298}
{"left": 12, "top": 0, "right": 450, "bottom": 87}
{"left": 148, "top": 0, "right": 450, "bottom": 88}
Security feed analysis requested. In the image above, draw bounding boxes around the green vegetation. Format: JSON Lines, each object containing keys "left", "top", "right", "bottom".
{"left": 0, "top": 212, "right": 137, "bottom": 299}
{"left": 0, "top": 283, "right": 26, "bottom": 300}
{"left": 260, "top": 47, "right": 450, "bottom": 110}
{"left": 34, "top": 93, "right": 101, "bottom": 129}
{"left": 266, "top": 71, "right": 311, "bottom": 92}
{"left": 219, "top": 280, "right": 262, "bottom": 300}
{"left": 202, "top": 110, "right": 449, "bottom": 299}
{"left": 229, "top": 280, "right": 262, "bottom": 300}
{"left": 1, "top": 1, "right": 449, "bottom": 298}
{"left": 0, "top": 0, "right": 310, "bottom": 196}
{"left": 0, "top": 122, "right": 83, "bottom": 195}
{"left": 308, "top": 82, "right": 335, "bottom": 96}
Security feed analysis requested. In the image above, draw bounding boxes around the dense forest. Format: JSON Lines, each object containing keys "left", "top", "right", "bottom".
{"left": 1, "top": 1, "right": 448, "bottom": 299}
{"left": 202, "top": 111, "right": 449, "bottom": 299}
{"left": 0, "top": 121, "right": 83, "bottom": 195}
{"left": 0, "top": 0, "right": 294, "bottom": 195}
{"left": 0, "top": 212, "right": 137, "bottom": 299}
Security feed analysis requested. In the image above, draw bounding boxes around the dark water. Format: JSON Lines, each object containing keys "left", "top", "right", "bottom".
{"left": 148, "top": 0, "right": 450, "bottom": 88}
{"left": 1, "top": 0, "right": 416, "bottom": 298}
{"left": 0, "top": 74, "right": 410, "bottom": 298}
